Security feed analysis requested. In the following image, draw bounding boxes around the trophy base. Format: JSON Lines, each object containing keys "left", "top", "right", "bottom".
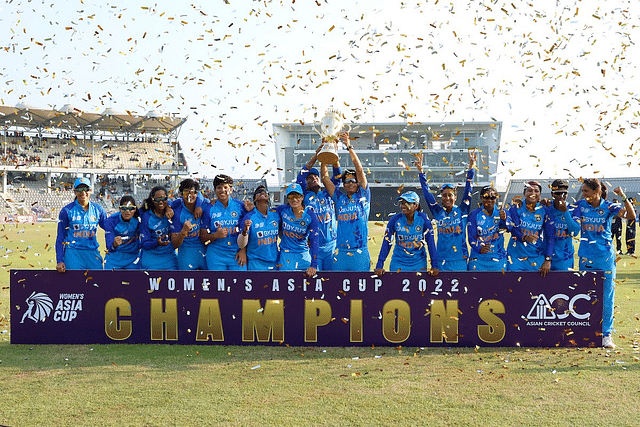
{"left": 317, "top": 150, "right": 340, "bottom": 165}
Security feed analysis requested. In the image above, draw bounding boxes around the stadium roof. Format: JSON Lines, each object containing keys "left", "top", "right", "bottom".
{"left": 0, "top": 104, "right": 186, "bottom": 135}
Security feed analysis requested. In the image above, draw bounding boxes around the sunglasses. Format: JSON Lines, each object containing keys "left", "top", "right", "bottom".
{"left": 182, "top": 189, "right": 197, "bottom": 195}
{"left": 344, "top": 178, "right": 357, "bottom": 184}
{"left": 482, "top": 195, "right": 498, "bottom": 200}
{"left": 74, "top": 187, "right": 90, "bottom": 193}
{"left": 551, "top": 191, "right": 568, "bottom": 196}
{"left": 119, "top": 206, "right": 136, "bottom": 211}
{"left": 152, "top": 196, "right": 168, "bottom": 203}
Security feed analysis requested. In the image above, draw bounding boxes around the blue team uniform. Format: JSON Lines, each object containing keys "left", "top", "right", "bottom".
{"left": 170, "top": 200, "right": 207, "bottom": 270}
{"left": 332, "top": 186, "right": 371, "bottom": 271}
{"left": 139, "top": 210, "right": 178, "bottom": 270}
{"left": 201, "top": 198, "right": 247, "bottom": 271}
{"left": 276, "top": 204, "right": 319, "bottom": 271}
{"left": 507, "top": 203, "right": 556, "bottom": 271}
{"left": 375, "top": 211, "right": 438, "bottom": 272}
{"left": 104, "top": 212, "right": 140, "bottom": 270}
{"left": 241, "top": 209, "right": 281, "bottom": 271}
{"left": 297, "top": 167, "right": 341, "bottom": 270}
{"left": 56, "top": 200, "right": 107, "bottom": 270}
{"left": 467, "top": 206, "right": 509, "bottom": 271}
{"left": 420, "top": 169, "right": 473, "bottom": 271}
{"left": 571, "top": 198, "right": 622, "bottom": 336}
{"left": 546, "top": 205, "right": 581, "bottom": 271}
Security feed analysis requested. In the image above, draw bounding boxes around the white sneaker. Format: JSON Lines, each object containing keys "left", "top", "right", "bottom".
{"left": 602, "top": 335, "right": 615, "bottom": 348}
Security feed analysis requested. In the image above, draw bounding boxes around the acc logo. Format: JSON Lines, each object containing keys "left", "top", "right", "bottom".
{"left": 526, "top": 293, "right": 591, "bottom": 320}
{"left": 20, "top": 291, "right": 53, "bottom": 323}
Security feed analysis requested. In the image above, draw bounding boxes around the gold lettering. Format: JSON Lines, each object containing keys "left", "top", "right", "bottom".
{"left": 104, "top": 298, "right": 132, "bottom": 341}
{"left": 304, "top": 299, "right": 332, "bottom": 342}
{"left": 350, "top": 300, "right": 363, "bottom": 342}
{"left": 195, "top": 299, "right": 224, "bottom": 342}
{"left": 382, "top": 299, "right": 411, "bottom": 343}
{"left": 430, "top": 300, "right": 459, "bottom": 343}
{"left": 477, "top": 299, "right": 506, "bottom": 343}
{"left": 242, "top": 299, "right": 284, "bottom": 342}
{"left": 150, "top": 298, "right": 178, "bottom": 341}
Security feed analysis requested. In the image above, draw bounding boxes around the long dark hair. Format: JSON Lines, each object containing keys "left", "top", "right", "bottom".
{"left": 141, "top": 186, "right": 168, "bottom": 214}
{"left": 583, "top": 178, "right": 607, "bottom": 200}
{"left": 119, "top": 195, "right": 140, "bottom": 218}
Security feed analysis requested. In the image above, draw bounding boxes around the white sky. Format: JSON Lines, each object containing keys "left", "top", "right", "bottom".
{"left": 1, "top": 0, "right": 638, "bottom": 189}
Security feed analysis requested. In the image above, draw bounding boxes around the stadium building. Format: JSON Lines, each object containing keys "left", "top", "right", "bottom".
{"left": 0, "top": 104, "right": 266, "bottom": 221}
{"left": 272, "top": 120, "right": 502, "bottom": 217}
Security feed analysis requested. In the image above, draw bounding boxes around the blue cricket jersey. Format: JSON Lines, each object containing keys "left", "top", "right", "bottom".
{"left": 139, "top": 210, "right": 175, "bottom": 256}
{"left": 333, "top": 186, "right": 371, "bottom": 250}
{"left": 276, "top": 204, "right": 319, "bottom": 268}
{"left": 571, "top": 198, "right": 622, "bottom": 261}
{"left": 297, "top": 166, "right": 341, "bottom": 248}
{"left": 507, "top": 203, "right": 556, "bottom": 259}
{"left": 241, "top": 208, "right": 280, "bottom": 264}
{"left": 170, "top": 200, "right": 204, "bottom": 249}
{"left": 375, "top": 211, "right": 438, "bottom": 270}
{"left": 104, "top": 212, "right": 140, "bottom": 255}
{"left": 419, "top": 169, "right": 473, "bottom": 262}
{"left": 56, "top": 200, "right": 108, "bottom": 264}
{"left": 467, "top": 206, "right": 509, "bottom": 261}
{"left": 546, "top": 204, "right": 581, "bottom": 263}
{"left": 201, "top": 198, "right": 247, "bottom": 255}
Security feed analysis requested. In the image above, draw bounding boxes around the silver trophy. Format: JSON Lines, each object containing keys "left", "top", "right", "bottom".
{"left": 313, "top": 108, "right": 351, "bottom": 164}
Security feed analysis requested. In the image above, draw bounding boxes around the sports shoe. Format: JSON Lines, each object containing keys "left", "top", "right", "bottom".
{"left": 602, "top": 335, "right": 615, "bottom": 348}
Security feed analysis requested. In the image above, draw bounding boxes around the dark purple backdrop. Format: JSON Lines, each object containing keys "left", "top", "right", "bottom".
{"left": 11, "top": 269, "right": 603, "bottom": 347}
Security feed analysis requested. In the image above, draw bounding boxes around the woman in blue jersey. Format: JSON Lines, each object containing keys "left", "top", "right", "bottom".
{"left": 56, "top": 177, "right": 108, "bottom": 272}
{"left": 199, "top": 174, "right": 248, "bottom": 270}
{"left": 322, "top": 134, "right": 371, "bottom": 271}
{"left": 170, "top": 179, "right": 207, "bottom": 270}
{"left": 374, "top": 191, "right": 439, "bottom": 276}
{"left": 275, "top": 183, "right": 319, "bottom": 276}
{"left": 237, "top": 185, "right": 281, "bottom": 271}
{"left": 297, "top": 144, "right": 342, "bottom": 271}
{"left": 104, "top": 195, "right": 141, "bottom": 270}
{"left": 570, "top": 178, "right": 632, "bottom": 348}
{"left": 467, "top": 186, "right": 510, "bottom": 272}
{"left": 545, "top": 179, "right": 580, "bottom": 271}
{"left": 414, "top": 150, "right": 475, "bottom": 271}
{"left": 139, "top": 186, "right": 178, "bottom": 270}
{"left": 506, "top": 181, "right": 556, "bottom": 275}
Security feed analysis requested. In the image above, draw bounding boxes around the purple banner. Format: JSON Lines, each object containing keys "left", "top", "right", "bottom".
{"left": 10, "top": 269, "right": 603, "bottom": 347}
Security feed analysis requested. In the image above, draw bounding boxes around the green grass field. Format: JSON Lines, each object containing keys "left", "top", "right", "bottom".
{"left": 1, "top": 222, "right": 639, "bottom": 426}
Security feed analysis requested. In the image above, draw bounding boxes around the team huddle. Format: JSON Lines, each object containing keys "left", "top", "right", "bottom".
{"left": 55, "top": 135, "right": 635, "bottom": 348}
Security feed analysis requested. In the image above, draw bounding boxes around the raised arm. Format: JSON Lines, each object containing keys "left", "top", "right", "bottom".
{"left": 342, "top": 133, "right": 367, "bottom": 190}
{"left": 321, "top": 162, "right": 336, "bottom": 197}
{"left": 460, "top": 150, "right": 476, "bottom": 212}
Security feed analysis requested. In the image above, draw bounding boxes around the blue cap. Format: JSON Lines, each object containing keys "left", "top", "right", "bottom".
{"left": 74, "top": 177, "right": 91, "bottom": 188}
{"left": 441, "top": 183, "right": 455, "bottom": 191}
{"left": 303, "top": 167, "right": 320, "bottom": 178}
{"left": 396, "top": 191, "right": 420, "bottom": 204}
{"left": 285, "top": 183, "right": 304, "bottom": 197}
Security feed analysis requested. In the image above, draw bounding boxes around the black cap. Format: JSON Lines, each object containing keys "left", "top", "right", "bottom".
{"left": 550, "top": 179, "right": 569, "bottom": 192}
